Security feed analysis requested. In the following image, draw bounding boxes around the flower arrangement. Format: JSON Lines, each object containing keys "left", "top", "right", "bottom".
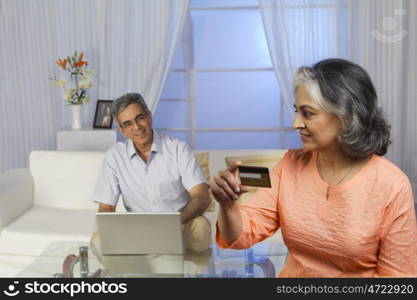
{"left": 50, "top": 51, "right": 94, "bottom": 105}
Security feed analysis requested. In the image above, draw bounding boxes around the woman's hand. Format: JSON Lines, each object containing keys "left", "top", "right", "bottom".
{"left": 210, "top": 161, "right": 251, "bottom": 206}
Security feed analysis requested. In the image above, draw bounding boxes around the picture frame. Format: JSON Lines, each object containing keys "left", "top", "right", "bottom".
{"left": 93, "top": 100, "right": 114, "bottom": 129}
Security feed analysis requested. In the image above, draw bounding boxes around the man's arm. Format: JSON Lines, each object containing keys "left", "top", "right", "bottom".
{"left": 92, "top": 149, "right": 121, "bottom": 212}
{"left": 180, "top": 183, "right": 210, "bottom": 224}
{"left": 98, "top": 203, "right": 116, "bottom": 212}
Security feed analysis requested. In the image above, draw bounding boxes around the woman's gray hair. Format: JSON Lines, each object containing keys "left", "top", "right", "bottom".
{"left": 293, "top": 58, "right": 391, "bottom": 157}
{"left": 111, "top": 93, "right": 150, "bottom": 122}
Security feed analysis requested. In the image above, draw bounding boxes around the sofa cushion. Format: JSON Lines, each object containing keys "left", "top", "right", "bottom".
{"left": 30, "top": 151, "right": 105, "bottom": 211}
{"left": 225, "top": 151, "right": 287, "bottom": 204}
{"left": 195, "top": 152, "right": 210, "bottom": 182}
{"left": 0, "top": 168, "right": 33, "bottom": 230}
{"left": 0, "top": 206, "right": 96, "bottom": 256}
{"left": 0, "top": 253, "right": 40, "bottom": 277}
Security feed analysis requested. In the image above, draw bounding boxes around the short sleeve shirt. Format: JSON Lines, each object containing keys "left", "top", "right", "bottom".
{"left": 92, "top": 131, "right": 207, "bottom": 212}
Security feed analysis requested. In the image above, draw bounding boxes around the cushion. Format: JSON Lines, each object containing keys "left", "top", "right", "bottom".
{"left": 30, "top": 151, "right": 104, "bottom": 211}
{"left": 195, "top": 152, "right": 215, "bottom": 212}
{"left": 0, "top": 253, "right": 39, "bottom": 277}
{"left": 225, "top": 151, "right": 287, "bottom": 204}
{"left": 0, "top": 206, "right": 96, "bottom": 256}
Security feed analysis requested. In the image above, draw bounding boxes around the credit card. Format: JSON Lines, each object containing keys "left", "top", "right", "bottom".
{"left": 238, "top": 165, "right": 271, "bottom": 188}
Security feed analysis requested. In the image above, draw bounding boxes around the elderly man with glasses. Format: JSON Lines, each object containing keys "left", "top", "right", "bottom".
{"left": 91, "top": 93, "right": 212, "bottom": 257}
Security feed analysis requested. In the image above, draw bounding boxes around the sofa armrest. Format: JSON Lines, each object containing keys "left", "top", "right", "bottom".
{"left": 0, "top": 168, "right": 34, "bottom": 230}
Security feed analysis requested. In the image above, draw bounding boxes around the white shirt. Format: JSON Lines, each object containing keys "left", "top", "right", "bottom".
{"left": 92, "top": 131, "right": 207, "bottom": 212}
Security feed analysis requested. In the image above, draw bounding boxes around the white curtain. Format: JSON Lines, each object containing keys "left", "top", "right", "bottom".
{"left": 98, "top": 0, "right": 190, "bottom": 112}
{"left": 258, "top": 0, "right": 350, "bottom": 119}
{"left": 0, "top": 0, "right": 189, "bottom": 174}
{"left": 348, "top": 0, "right": 417, "bottom": 198}
{"left": 258, "top": 0, "right": 417, "bottom": 198}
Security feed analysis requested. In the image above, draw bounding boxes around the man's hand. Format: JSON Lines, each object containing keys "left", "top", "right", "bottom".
{"left": 211, "top": 161, "right": 251, "bottom": 207}
{"left": 98, "top": 203, "right": 116, "bottom": 212}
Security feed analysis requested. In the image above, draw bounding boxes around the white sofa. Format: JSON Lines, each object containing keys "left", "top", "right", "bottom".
{"left": 0, "top": 149, "right": 287, "bottom": 277}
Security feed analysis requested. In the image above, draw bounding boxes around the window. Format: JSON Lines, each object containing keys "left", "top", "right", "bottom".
{"left": 154, "top": 0, "right": 302, "bottom": 150}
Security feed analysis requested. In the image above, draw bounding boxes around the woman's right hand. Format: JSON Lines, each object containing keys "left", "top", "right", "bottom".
{"left": 210, "top": 161, "right": 251, "bottom": 206}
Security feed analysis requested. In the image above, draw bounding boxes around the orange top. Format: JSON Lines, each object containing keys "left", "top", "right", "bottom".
{"left": 216, "top": 150, "right": 417, "bottom": 277}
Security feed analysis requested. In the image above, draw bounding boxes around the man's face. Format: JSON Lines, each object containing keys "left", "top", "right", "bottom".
{"left": 117, "top": 103, "right": 153, "bottom": 148}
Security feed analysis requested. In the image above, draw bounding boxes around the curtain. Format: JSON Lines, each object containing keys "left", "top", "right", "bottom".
{"left": 258, "top": 0, "right": 350, "bottom": 119}
{"left": 349, "top": 0, "right": 417, "bottom": 198}
{"left": 0, "top": 0, "right": 189, "bottom": 174}
{"left": 98, "top": 0, "right": 190, "bottom": 113}
{"left": 259, "top": 0, "right": 417, "bottom": 198}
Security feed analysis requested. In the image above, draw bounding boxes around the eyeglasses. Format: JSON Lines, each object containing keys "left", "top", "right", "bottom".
{"left": 120, "top": 113, "right": 148, "bottom": 130}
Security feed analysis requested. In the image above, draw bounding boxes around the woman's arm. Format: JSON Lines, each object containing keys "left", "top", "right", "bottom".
{"left": 211, "top": 162, "right": 249, "bottom": 244}
{"left": 211, "top": 158, "right": 284, "bottom": 248}
{"left": 377, "top": 181, "right": 417, "bottom": 277}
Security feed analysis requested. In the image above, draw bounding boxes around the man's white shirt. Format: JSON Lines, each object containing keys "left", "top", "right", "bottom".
{"left": 92, "top": 131, "right": 207, "bottom": 212}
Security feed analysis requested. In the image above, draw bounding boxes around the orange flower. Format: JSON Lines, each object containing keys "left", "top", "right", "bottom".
{"left": 74, "top": 51, "right": 88, "bottom": 68}
{"left": 56, "top": 58, "right": 67, "bottom": 70}
{"left": 73, "top": 61, "right": 88, "bottom": 68}
{"left": 73, "top": 51, "right": 88, "bottom": 68}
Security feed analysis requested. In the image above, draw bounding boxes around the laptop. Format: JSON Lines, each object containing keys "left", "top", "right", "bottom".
{"left": 96, "top": 212, "right": 184, "bottom": 255}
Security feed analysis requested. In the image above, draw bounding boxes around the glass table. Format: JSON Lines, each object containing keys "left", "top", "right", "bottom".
{"left": 17, "top": 240, "right": 288, "bottom": 278}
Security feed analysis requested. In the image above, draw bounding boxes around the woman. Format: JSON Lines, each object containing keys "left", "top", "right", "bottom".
{"left": 211, "top": 58, "right": 417, "bottom": 277}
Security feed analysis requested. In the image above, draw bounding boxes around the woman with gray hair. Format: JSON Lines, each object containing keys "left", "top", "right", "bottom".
{"left": 211, "top": 58, "right": 417, "bottom": 277}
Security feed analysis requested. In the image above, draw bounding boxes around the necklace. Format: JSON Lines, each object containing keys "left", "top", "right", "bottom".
{"left": 317, "top": 155, "right": 355, "bottom": 197}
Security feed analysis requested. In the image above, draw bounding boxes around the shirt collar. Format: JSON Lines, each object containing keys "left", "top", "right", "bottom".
{"left": 127, "top": 130, "right": 161, "bottom": 159}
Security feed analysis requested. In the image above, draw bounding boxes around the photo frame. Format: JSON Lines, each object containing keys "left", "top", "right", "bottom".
{"left": 93, "top": 100, "right": 114, "bottom": 129}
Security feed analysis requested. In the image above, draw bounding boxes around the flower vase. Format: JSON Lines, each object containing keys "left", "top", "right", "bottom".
{"left": 70, "top": 104, "right": 82, "bottom": 130}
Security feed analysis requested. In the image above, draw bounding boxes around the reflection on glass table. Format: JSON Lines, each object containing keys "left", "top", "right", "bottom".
{"left": 17, "top": 241, "right": 288, "bottom": 278}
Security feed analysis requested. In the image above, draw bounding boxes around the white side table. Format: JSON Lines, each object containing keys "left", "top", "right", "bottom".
{"left": 57, "top": 129, "right": 117, "bottom": 151}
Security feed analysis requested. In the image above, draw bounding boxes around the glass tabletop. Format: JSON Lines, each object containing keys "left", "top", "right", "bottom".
{"left": 16, "top": 240, "right": 287, "bottom": 278}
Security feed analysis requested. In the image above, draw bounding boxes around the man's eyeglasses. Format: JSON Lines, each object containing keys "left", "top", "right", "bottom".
{"left": 120, "top": 113, "right": 148, "bottom": 129}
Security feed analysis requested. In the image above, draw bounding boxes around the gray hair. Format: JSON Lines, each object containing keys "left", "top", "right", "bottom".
{"left": 111, "top": 93, "right": 150, "bottom": 123}
{"left": 293, "top": 58, "right": 391, "bottom": 157}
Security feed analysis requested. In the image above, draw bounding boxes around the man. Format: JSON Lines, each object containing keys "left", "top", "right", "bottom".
{"left": 91, "top": 93, "right": 212, "bottom": 256}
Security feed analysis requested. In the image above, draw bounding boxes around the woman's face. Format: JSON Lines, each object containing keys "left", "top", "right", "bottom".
{"left": 292, "top": 85, "right": 342, "bottom": 152}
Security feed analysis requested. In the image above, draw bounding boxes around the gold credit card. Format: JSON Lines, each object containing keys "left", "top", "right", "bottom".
{"left": 238, "top": 165, "right": 271, "bottom": 188}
